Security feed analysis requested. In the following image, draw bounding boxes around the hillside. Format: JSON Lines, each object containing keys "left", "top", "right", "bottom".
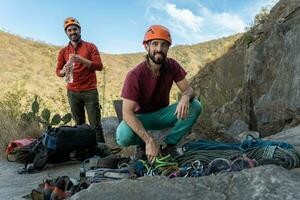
{"left": 0, "top": 30, "right": 241, "bottom": 117}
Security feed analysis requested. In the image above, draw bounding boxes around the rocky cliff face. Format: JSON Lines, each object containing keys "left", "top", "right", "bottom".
{"left": 192, "top": 0, "right": 300, "bottom": 137}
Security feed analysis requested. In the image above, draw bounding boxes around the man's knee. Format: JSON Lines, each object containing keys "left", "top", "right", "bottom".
{"left": 116, "top": 121, "right": 134, "bottom": 147}
{"left": 190, "top": 99, "right": 202, "bottom": 117}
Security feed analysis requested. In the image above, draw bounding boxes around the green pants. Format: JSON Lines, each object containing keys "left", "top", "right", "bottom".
{"left": 67, "top": 89, "right": 105, "bottom": 142}
{"left": 116, "top": 99, "right": 202, "bottom": 146}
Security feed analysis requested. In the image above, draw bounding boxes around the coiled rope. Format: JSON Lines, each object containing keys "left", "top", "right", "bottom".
{"left": 177, "top": 135, "right": 300, "bottom": 169}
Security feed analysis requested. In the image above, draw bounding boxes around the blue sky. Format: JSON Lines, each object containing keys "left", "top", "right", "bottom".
{"left": 0, "top": 0, "right": 278, "bottom": 54}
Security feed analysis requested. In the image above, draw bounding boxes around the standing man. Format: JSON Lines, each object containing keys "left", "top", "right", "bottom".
{"left": 56, "top": 17, "right": 105, "bottom": 143}
{"left": 116, "top": 25, "right": 202, "bottom": 162}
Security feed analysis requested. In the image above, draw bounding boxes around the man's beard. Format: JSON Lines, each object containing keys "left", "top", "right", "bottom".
{"left": 148, "top": 50, "right": 166, "bottom": 65}
{"left": 69, "top": 33, "right": 81, "bottom": 42}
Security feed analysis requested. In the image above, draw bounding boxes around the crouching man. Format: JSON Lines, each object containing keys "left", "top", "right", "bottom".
{"left": 116, "top": 25, "right": 202, "bottom": 163}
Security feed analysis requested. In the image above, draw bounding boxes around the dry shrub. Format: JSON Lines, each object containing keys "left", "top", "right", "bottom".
{"left": 0, "top": 111, "right": 20, "bottom": 153}
{"left": 0, "top": 111, "right": 42, "bottom": 157}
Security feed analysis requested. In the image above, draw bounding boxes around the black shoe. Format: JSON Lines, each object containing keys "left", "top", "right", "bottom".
{"left": 160, "top": 144, "right": 179, "bottom": 158}
{"left": 135, "top": 144, "right": 147, "bottom": 160}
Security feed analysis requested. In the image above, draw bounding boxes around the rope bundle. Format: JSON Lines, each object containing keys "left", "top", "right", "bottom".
{"left": 177, "top": 135, "right": 300, "bottom": 170}
{"left": 176, "top": 149, "right": 242, "bottom": 167}
{"left": 246, "top": 146, "right": 300, "bottom": 169}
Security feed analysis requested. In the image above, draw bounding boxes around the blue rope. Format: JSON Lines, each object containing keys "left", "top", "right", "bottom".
{"left": 239, "top": 134, "right": 294, "bottom": 151}
{"left": 182, "top": 134, "right": 294, "bottom": 153}
{"left": 182, "top": 140, "right": 241, "bottom": 152}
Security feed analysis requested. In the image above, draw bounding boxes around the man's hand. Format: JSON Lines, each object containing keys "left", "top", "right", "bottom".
{"left": 174, "top": 95, "right": 190, "bottom": 119}
{"left": 145, "top": 136, "right": 159, "bottom": 163}
{"left": 69, "top": 54, "right": 82, "bottom": 63}
{"left": 59, "top": 63, "right": 72, "bottom": 76}
{"left": 69, "top": 54, "right": 92, "bottom": 67}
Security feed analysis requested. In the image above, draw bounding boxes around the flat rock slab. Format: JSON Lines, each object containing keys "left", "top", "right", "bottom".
{"left": 72, "top": 165, "right": 300, "bottom": 200}
{"left": 0, "top": 158, "right": 80, "bottom": 200}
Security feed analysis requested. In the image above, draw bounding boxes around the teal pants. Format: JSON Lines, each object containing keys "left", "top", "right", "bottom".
{"left": 116, "top": 99, "right": 202, "bottom": 146}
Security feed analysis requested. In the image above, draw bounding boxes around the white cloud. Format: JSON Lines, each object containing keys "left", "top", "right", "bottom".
{"left": 216, "top": 13, "right": 245, "bottom": 32}
{"left": 197, "top": 4, "right": 246, "bottom": 32}
{"left": 198, "top": 5, "right": 246, "bottom": 32}
{"left": 146, "top": 2, "right": 246, "bottom": 44}
{"left": 165, "top": 3, "right": 203, "bottom": 32}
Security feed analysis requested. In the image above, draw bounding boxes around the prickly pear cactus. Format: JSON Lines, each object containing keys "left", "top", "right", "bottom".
{"left": 20, "top": 95, "right": 72, "bottom": 129}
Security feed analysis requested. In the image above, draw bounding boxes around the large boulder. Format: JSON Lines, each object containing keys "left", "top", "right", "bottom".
{"left": 71, "top": 165, "right": 300, "bottom": 200}
{"left": 225, "top": 119, "right": 249, "bottom": 137}
{"left": 268, "top": 125, "right": 300, "bottom": 152}
{"left": 101, "top": 117, "right": 119, "bottom": 148}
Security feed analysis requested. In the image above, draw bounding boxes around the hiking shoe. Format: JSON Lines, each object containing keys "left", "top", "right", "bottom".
{"left": 135, "top": 144, "right": 147, "bottom": 160}
{"left": 160, "top": 144, "right": 179, "bottom": 158}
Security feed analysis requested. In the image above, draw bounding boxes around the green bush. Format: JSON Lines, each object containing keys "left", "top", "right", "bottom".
{"left": 242, "top": 32, "right": 255, "bottom": 47}
{"left": 242, "top": 7, "right": 270, "bottom": 47}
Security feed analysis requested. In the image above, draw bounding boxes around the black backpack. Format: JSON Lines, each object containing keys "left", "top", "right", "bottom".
{"left": 18, "top": 125, "right": 97, "bottom": 174}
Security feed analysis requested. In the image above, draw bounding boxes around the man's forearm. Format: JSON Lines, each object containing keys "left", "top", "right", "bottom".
{"left": 79, "top": 57, "right": 92, "bottom": 68}
{"left": 123, "top": 113, "right": 152, "bottom": 143}
{"left": 74, "top": 54, "right": 102, "bottom": 70}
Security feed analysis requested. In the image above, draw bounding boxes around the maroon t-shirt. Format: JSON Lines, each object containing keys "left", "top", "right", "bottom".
{"left": 121, "top": 58, "right": 187, "bottom": 113}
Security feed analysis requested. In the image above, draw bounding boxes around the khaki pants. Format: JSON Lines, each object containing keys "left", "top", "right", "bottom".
{"left": 67, "top": 89, "right": 105, "bottom": 142}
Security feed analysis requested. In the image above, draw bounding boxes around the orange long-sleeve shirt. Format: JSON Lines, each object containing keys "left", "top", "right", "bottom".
{"left": 56, "top": 40, "right": 103, "bottom": 91}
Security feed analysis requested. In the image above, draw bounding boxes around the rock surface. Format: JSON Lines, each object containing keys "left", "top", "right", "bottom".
{"left": 192, "top": 0, "right": 300, "bottom": 137}
{"left": 72, "top": 166, "right": 300, "bottom": 200}
{"left": 101, "top": 117, "right": 119, "bottom": 148}
{"left": 71, "top": 125, "right": 300, "bottom": 200}
{"left": 268, "top": 125, "right": 300, "bottom": 152}
{"left": 225, "top": 120, "right": 249, "bottom": 137}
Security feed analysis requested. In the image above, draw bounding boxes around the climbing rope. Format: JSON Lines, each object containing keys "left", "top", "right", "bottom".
{"left": 178, "top": 135, "right": 300, "bottom": 170}
{"left": 182, "top": 134, "right": 294, "bottom": 153}
{"left": 246, "top": 146, "right": 300, "bottom": 169}
{"left": 176, "top": 149, "right": 243, "bottom": 167}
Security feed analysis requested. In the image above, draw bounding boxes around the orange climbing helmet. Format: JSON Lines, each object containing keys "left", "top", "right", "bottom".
{"left": 143, "top": 25, "right": 172, "bottom": 45}
{"left": 64, "top": 17, "right": 81, "bottom": 30}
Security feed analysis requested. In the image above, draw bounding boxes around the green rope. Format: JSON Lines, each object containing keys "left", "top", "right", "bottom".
{"left": 175, "top": 149, "right": 242, "bottom": 167}
{"left": 176, "top": 147, "right": 300, "bottom": 170}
